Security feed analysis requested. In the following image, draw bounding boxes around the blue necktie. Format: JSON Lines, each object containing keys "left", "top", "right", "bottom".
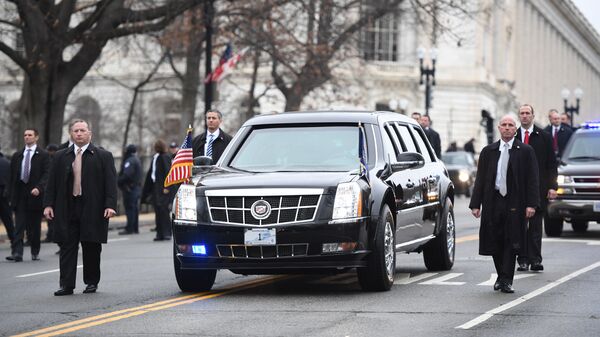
{"left": 21, "top": 149, "right": 31, "bottom": 183}
{"left": 206, "top": 134, "right": 214, "bottom": 158}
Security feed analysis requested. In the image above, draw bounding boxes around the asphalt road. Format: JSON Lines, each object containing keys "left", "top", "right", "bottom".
{"left": 1, "top": 196, "right": 599, "bottom": 337}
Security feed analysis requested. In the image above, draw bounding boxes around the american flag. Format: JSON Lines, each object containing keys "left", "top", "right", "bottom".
{"left": 164, "top": 127, "right": 194, "bottom": 187}
{"left": 205, "top": 44, "right": 248, "bottom": 83}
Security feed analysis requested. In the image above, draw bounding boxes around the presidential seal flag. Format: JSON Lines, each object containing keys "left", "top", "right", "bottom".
{"left": 164, "top": 126, "right": 194, "bottom": 187}
{"left": 358, "top": 122, "right": 369, "bottom": 185}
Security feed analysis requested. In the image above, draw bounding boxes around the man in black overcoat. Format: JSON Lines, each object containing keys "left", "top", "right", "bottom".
{"left": 43, "top": 119, "right": 117, "bottom": 296}
{"left": 192, "top": 109, "right": 232, "bottom": 163}
{"left": 419, "top": 115, "right": 441, "bottom": 158}
{"left": 469, "top": 114, "right": 540, "bottom": 293}
{"left": 0, "top": 147, "right": 15, "bottom": 245}
{"left": 142, "top": 139, "right": 173, "bottom": 241}
{"left": 118, "top": 144, "right": 142, "bottom": 235}
{"left": 516, "top": 104, "right": 558, "bottom": 271}
{"left": 6, "top": 128, "right": 50, "bottom": 262}
{"left": 544, "top": 109, "right": 573, "bottom": 159}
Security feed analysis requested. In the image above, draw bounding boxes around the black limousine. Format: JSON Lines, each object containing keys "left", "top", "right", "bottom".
{"left": 172, "top": 111, "right": 455, "bottom": 292}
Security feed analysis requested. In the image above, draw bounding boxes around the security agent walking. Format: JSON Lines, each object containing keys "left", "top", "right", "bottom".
{"left": 469, "top": 114, "right": 539, "bottom": 293}
{"left": 544, "top": 109, "right": 573, "bottom": 159}
{"left": 0, "top": 147, "right": 15, "bottom": 245}
{"left": 43, "top": 119, "right": 117, "bottom": 296}
{"left": 516, "top": 104, "right": 557, "bottom": 271}
{"left": 6, "top": 128, "right": 50, "bottom": 262}
{"left": 142, "top": 140, "right": 173, "bottom": 241}
{"left": 419, "top": 115, "right": 442, "bottom": 158}
{"left": 192, "top": 109, "right": 232, "bottom": 163}
{"left": 118, "top": 144, "right": 142, "bottom": 235}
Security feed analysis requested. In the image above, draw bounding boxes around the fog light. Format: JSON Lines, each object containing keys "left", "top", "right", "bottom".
{"left": 557, "top": 188, "right": 573, "bottom": 195}
{"left": 192, "top": 245, "right": 207, "bottom": 255}
{"left": 322, "top": 242, "right": 357, "bottom": 253}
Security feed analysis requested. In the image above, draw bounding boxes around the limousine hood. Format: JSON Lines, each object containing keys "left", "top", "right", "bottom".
{"left": 192, "top": 167, "right": 359, "bottom": 194}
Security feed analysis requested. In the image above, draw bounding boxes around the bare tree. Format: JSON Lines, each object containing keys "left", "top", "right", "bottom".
{"left": 0, "top": 0, "right": 205, "bottom": 146}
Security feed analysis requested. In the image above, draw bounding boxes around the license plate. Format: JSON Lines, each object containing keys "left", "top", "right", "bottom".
{"left": 594, "top": 201, "right": 600, "bottom": 212}
{"left": 244, "top": 228, "right": 276, "bottom": 245}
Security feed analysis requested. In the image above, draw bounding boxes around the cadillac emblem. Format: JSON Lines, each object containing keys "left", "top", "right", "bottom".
{"left": 250, "top": 200, "right": 272, "bottom": 220}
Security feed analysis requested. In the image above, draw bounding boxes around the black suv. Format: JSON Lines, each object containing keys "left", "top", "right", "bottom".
{"left": 172, "top": 111, "right": 455, "bottom": 292}
{"left": 546, "top": 122, "right": 600, "bottom": 236}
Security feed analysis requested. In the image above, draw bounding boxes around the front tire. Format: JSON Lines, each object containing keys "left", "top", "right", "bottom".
{"left": 357, "top": 205, "right": 395, "bottom": 291}
{"left": 423, "top": 198, "right": 455, "bottom": 271}
{"left": 544, "top": 217, "right": 563, "bottom": 237}
{"left": 174, "top": 244, "right": 216, "bottom": 292}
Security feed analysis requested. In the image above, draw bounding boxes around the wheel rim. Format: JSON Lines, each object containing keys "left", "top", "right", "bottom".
{"left": 446, "top": 212, "right": 455, "bottom": 263}
{"left": 384, "top": 220, "right": 395, "bottom": 281}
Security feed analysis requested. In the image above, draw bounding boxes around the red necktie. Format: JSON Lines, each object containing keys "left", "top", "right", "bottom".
{"left": 524, "top": 130, "right": 530, "bottom": 145}
{"left": 553, "top": 128, "right": 558, "bottom": 152}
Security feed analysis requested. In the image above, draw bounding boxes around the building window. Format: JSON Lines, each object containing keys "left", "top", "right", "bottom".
{"left": 361, "top": 7, "right": 400, "bottom": 62}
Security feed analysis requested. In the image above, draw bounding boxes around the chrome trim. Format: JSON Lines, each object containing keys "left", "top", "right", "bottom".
{"left": 328, "top": 216, "right": 368, "bottom": 224}
{"left": 395, "top": 235, "right": 435, "bottom": 249}
{"left": 216, "top": 243, "right": 309, "bottom": 258}
{"left": 215, "top": 126, "right": 244, "bottom": 166}
{"left": 550, "top": 200, "right": 599, "bottom": 206}
{"left": 206, "top": 188, "right": 324, "bottom": 197}
{"left": 398, "top": 201, "right": 440, "bottom": 213}
{"left": 174, "top": 219, "right": 197, "bottom": 226}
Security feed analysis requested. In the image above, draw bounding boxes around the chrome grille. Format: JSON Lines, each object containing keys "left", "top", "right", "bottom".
{"left": 207, "top": 193, "right": 321, "bottom": 226}
{"left": 571, "top": 176, "right": 600, "bottom": 194}
{"left": 216, "top": 244, "right": 309, "bottom": 258}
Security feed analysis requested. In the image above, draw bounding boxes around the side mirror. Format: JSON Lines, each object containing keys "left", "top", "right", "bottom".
{"left": 193, "top": 156, "right": 213, "bottom": 166}
{"left": 391, "top": 152, "right": 425, "bottom": 171}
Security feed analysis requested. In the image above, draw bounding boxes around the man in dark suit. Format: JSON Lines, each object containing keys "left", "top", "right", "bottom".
{"left": 544, "top": 109, "right": 573, "bottom": 159}
{"left": 419, "top": 115, "right": 441, "bottom": 158}
{"left": 192, "top": 109, "right": 232, "bottom": 163}
{"left": 516, "top": 104, "right": 558, "bottom": 272}
{"left": 6, "top": 129, "right": 50, "bottom": 262}
{"left": 142, "top": 140, "right": 173, "bottom": 241}
{"left": 118, "top": 144, "right": 142, "bottom": 235}
{"left": 469, "top": 114, "right": 540, "bottom": 293}
{"left": 0, "top": 147, "right": 14, "bottom": 245}
{"left": 44, "top": 119, "right": 117, "bottom": 296}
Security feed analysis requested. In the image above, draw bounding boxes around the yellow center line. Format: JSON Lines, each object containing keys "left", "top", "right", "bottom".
{"left": 12, "top": 275, "right": 289, "bottom": 337}
{"left": 456, "top": 234, "right": 479, "bottom": 243}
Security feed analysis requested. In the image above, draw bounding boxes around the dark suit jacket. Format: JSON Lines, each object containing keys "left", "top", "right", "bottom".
{"left": 516, "top": 127, "right": 558, "bottom": 208}
{"left": 43, "top": 144, "right": 117, "bottom": 243}
{"left": 8, "top": 147, "right": 50, "bottom": 210}
{"left": 0, "top": 153, "right": 9, "bottom": 188}
{"left": 469, "top": 139, "right": 540, "bottom": 256}
{"left": 424, "top": 127, "right": 441, "bottom": 158}
{"left": 543, "top": 124, "right": 573, "bottom": 158}
{"left": 142, "top": 153, "right": 173, "bottom": 206}
{"left": 192, "top": 128, "right": 233, "bottom": 163}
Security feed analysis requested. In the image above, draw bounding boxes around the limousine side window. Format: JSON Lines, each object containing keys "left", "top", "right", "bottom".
{"left": 383, "top": 123, "right": 401, "bottom": 160}
{"left": 410, "top": 125, "right": 435, "bottom": 162}
{"left": 395, "top": 124, "right": 418, "bottom": 153}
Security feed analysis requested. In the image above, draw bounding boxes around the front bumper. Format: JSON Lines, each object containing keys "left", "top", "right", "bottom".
{"left": 547, "top": 199, "right": 600, "bottom": 221}
{"left": 172, "top": 218, "right": 371, "bottom": 270}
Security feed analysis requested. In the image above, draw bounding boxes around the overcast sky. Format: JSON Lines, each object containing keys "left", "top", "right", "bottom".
{"left": 572, "top": 0, "right": 600, "bottom": 34}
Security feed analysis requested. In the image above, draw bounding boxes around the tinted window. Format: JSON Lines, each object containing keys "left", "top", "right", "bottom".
{"left": 411, "top": 126, "right": 433, "bottom": 162}
{"left": 384, "top": 124, "right": 402, "bottom": 159}
{"left": 230, "top": 126, "right": 361, "bottom": 172}
{"left": 442, "top": 153, "right": 474, "bottom": 165}
{"left": 565, "top": 133, "right": 600, "bottom": 160}
{"left": 396, "top": 124, "right": 418, "bottom": 152}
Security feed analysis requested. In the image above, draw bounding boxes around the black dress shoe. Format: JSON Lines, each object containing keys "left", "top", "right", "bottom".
{"left": 54, "top": 288, "right": 74, "bottom": 296}
{"left": 6, "top": 256, "right": 14, "bottom": 261}
{"left": 499, "top": 283, "right": 515, "bottom": 293}
{"left": 493, "top": 281, "right": 501, "bottom": 291}
{"left": 517, "top": 262, "right": 529, "bottom": 271}
{"left": 7, "top": 255, "right": 23, "bottom": 262}
{"left": 83, "top": 284, "right": 97, "bottom": 293}
{"left": 530, "top": 262, "right": 544, "bottom": 271}
{"left": 32, "top": 255, "right": 40, "bottom": 261}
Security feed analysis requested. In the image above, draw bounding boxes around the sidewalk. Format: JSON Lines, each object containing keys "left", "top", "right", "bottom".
{"left": 0, "top": 212, "right": 156, "bottom": 243}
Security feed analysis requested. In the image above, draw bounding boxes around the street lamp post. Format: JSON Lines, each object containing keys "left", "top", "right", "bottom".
{"left": 561, "top": 87, "right": 583, "bottom": 128}
{"left": 418, "top": 47, "right": 437, "bottom": 116}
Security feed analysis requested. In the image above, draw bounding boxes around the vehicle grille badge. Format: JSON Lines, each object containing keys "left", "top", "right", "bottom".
{"left": 251, "top": 200, "right": 272, "bottom": 220}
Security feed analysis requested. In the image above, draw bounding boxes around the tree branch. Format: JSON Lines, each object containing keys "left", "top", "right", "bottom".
{"left": 0, "top": 41, "right": 28, "bottom": 71}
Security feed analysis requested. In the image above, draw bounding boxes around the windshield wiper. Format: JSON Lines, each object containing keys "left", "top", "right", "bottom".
{"left": 567, "top": 156, "right": 600, "bottom": 161}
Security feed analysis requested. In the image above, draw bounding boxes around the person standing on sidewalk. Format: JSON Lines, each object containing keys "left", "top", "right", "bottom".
{"left": 515, "top": 104, "right": 557, "bottom": 272}
{"left": 118, "top": 144, "right": 142, "bottom": 235}
{"left": 6, "top": 129, "right": 50, "bottom": 262}
{"left": 0, "top": 146, "right": 15, "bottom": 245}
{"left": 44, "top": 119, "right": 117, "bottom": 296}
{"left": 142, "top": 140, "right": 172, "bottom": 241}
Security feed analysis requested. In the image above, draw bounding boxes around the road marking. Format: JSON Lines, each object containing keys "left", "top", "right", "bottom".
{"left": 543, "top": 238, "right": 600, "bottom": 245}
{"left": 419, "top": 273, "right": 465, "bottom": 285}
{"left": 456, "top": 234, "right": 478, "bottom": 243}
{"left": 456, "top": 260, "right": 600, "bottom": 330}
{"left": 12, "top": 275, "right": 289, "bottom": 337}
{"left": 395, "top": 272, "right": 438, "bottom": 285}
{"left": 16, "top": 265, "right": 82, "bottom": 278}
{"left": 478, "top": 273, "right": 536, "bottom": 286}
{"left": 107, "top": 238, "right": 130, "bottom": 243}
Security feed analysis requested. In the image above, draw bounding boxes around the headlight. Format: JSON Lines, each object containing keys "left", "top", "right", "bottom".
{"left": 174, "top": 184, "right": 197, "bottom": 221}
{"left": 557, "top": 175, "right": 573, "bottom": 184}
{"left": 332, "top": 182, "right": 362, "bottom": 219}
{"left": 458, "top": 170, "right": 470, "bottom": 182}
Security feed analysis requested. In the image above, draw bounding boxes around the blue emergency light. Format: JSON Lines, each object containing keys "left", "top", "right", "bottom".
{"left": 192, "top": 245, "right": 207, "bottom": 255}
{"left": 582, "top": 121, "right": 600, "bottom": 129}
